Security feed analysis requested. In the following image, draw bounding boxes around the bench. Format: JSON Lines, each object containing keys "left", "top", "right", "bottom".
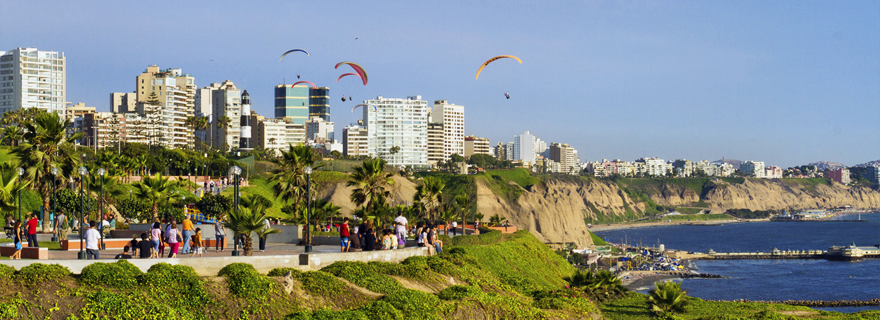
{"left": 0, "top": 243, "right": 49, "bottom": 259}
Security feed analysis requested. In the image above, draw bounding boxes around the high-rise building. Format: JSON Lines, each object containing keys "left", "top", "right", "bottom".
{"left": 549, "top": 142, "right": 580, "bottom": 175}
{"left": 505, "top": 142, "right": 515, "bottom": 161}
{"left": 635, "top": 157, "right": 668, "bottom": 177}
{"left": 427, "top": 122, "right": 444, "bottom": 166}
{"left": 284, "top": 121, "right": 306, "bottom": 147}
{"left": 255, "top": 118, "right": 288, "bottom": 155}
{"left": 343, "top": 125, "right": 369, "bottom": 157}
{"left": 110, "top": 92, "right": 136, "bottom": 113}
{"left": 865, "top": 166, "right": 880, "bottom": 185}
{"left": 134, "top": 65, "right": 195, "bottom": 149}
{"left": 275, "top": 84, "right": 310, "bottom": 125}
{"left": 365, "top": 95, "right": 429, "bottom": 168}
{"left": 0, "top": 48, "right": 66, "bottom": 115}
{"left": 65, "top": 102, "right": 96, "bottom": 121}
{"left": 740, "top": 161, "right": 766, "bottom": 178}
{"left": 464, "top": 136, "right": 491, "bottom": 158}
{"left": 513, "top": 130, "right": 536, "bottom": 163}
{"left": 210, "top": 80, "right": 241, "bottom": 152}
{"left": 828, "top": 168, "right": 850, "bottom": 185}
{"left": 306, "top": 117, "right": 335, "bottom": 141}
{"left": 494, "top": 142, "right": 506, "bottom": 160}
{"left": 309, "top": 87, "right": 330, "bottom": 121}
{"left": 239, "top": 90, "right": 252, "bottom": 151}
{"left": 431, "top": 100, "right": 465, "bottom": 160}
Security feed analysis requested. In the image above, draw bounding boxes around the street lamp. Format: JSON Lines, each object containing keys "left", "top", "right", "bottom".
{"left": 16, "top": 167, "right": 23, "bottom": 223}
{"left": 98, "top": 168, "right": 105, "bottom": 250}
{"left": 77, "top": 166, "right": 88, "bottom": 260}
{"left": 304, "top": 166, "right": 312, "bottom": 253}
{"left": 230, "top": 165, "right": 242, "bottom": 256}
{"left": 51, "top": 167, "right": 59, "bottom": 242}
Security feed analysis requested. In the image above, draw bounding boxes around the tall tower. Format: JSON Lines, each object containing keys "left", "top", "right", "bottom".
{"left": 0, "top": 47, "right": 66, "bottom": 115}
{"left": 239, "top": 90, "right": 252, "bottom": 151}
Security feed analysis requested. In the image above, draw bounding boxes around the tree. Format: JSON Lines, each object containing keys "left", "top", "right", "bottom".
{"left": 2, "top": 126, "right": 23, "bottom": 147}
{"left": 647, "top": 281, "right": 689, "bottom": 316}
{"left": 12, "top": 111, "right": 83, "bottom": 231}
{"left": 455, "top": 194, "right": 472, "bottom": 230}
{"left": 85, "top": 173, "right": 125, "bottom": 221}
{"left": 52, "top": 188, "right": 97, "bottom": 222}
{"left": 215, "top": 116, "right": 232, "bottom": 151}
{"left": 413, "top": 176, "right": 444, "bottom": 223}
{"left": 195, "top": 193, "right": 233, "bottom": 220}
{"left": 489, "top": 214, "right": 502, "bottom": 227}
{"left": 0, "top": 164, "right": 30, "bottom": 215}
{"left": 348, "top": 158, "right": 395, "bottom": 214}
{"left": 388, "top": 146, "right": 400, "bottom": 164}
{"left": 184, "top": 116, "right": 198, "bottom": 150}
{"left": 145, "top": 92, "right": 162, "bottom": 147}
{"left": 132, "top": 173, "right": 177, "bottom": 222}
{"left": 269, "top": 144, "right": 322, "bottom": 215}
{"left": 225, "top": 207, "right": 278, "bottom": 256}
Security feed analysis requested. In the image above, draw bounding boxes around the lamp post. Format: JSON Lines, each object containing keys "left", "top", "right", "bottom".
{"left": 51, "top": 167, "right": 59, "bottom": 242}
{"left": 97, "top": 168, "right": 105, "bottom": 250}
{"left": 77, "top": 166, "right": 88, "bottom": 260}
{"left": 16, "top": 167, "right": 23, "bottom": 223}
{"left": 304, "top": 166, "right": 312, "bottom": 253}
{"left": 230, "top": 165, "right": 242, "bottom": 256}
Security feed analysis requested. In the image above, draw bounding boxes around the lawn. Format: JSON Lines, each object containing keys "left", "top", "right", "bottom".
{"left": 484, "top": 168, "right": 541, "bottom": 189}
{"left": 588, "top": 230, "right": 607, "bottom": 246}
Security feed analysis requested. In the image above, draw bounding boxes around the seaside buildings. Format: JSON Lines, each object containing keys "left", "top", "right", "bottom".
{"left": 464, "top": 136, "right": 491, "bottom": 158}
{"left": 275, "top": 85, "right": 330, "bottom": 125}
{"left": 432, "top": 100, "right": 465, "bottom": 161}
{"left": 131, "top": 65, "right": 196, "bottom": 149}
{"left": 0, "top": 47, "right": 66, "bottom": 115}
{"left": 343, "top": 124, "right": 369, "bottom": 157}
{"left": 210, "top": 80, "right": 241, "bottom": 152}
{"left": 306, "top": 117, "right": 335, "bottom": 141}
{"left": 427, "top": 122, "right": 444, "bottom": 166}
{"left": 828, "top": 168, "right": 851, "bottom": 185}
{"left": 865, "top": 166, "right": 880, "bottom": 185}
{"left": 635, "top": 157, "right": 668, "bottom": 177}
{"left": 110, "top": 92, "right": 136, "bottom": 113}
{"left": 308, "top": 87, "right": 331, "bottom": 121}
{"left": 548, "top": 142, "right": 581, "bottom": 175}
{"left": 513, "top": 130, "right": 537, "bottom": 163}
{"left": 364, "top": 95, "right": 429, "bottom": 168}
{"left": 740, "top": 161, "right": 766, "bottom": 178}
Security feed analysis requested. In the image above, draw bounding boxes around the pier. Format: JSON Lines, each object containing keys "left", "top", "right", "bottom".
{"left": 675, "top": 243, "right": 880, "bottom": 261}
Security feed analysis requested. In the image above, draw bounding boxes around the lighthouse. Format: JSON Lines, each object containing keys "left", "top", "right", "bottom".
{"left": 239, "top": 90, "right": 253, "bottom": 151}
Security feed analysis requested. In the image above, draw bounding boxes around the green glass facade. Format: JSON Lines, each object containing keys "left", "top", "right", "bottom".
{"left": 274, "top": 85, "right": 309, "bottom": 125}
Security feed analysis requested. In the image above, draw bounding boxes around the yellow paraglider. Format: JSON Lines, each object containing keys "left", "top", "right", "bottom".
{"left": 475, "top": 55, "right": 522, "bottom": 80}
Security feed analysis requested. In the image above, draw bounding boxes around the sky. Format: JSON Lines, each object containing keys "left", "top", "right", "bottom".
{"left": 2, "top": 0, "right": 878, "bottom": 168}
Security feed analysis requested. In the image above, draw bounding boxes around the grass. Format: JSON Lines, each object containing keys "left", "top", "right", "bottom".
{"left": 673, "top": 207, "right": 703, "bottom": 214}
{"left": 781, "top": 178, "right": 832, "bottom": 191}
{"left": 588, "top": 230, "right": 607, "bottom": 246}
{"left": 485, "top": 168, "right": 541, "bottom": 189}
{"left": 221, "top": 176, "right": 288, "bottom": 218}
{"left": 0, "top": 238, "right": 61, "bottom": 250}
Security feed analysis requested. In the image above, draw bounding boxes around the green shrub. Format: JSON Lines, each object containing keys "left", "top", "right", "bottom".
{"left": 80, "top": 260, "right": 143, "bottom": 289}
{"left": 533, "top": 297, "right": 566, "bottom": 309}
{"left": 0, "top": 264, "right": 15, "bottom": 279}
{"left": 367, "top": 257, "right": 432, "bottom": 279}
{"left": 268, "top": 267, "right": 304, "bottom": 278}
{"left": 437, "top": 285, "right": 481, "bottom": 300}
{"left": 437, "top": 235, "right": 452, "bottom": 243}
{"left": 321, "top": 261, "right": 404, "bottom": 294}
{"left": 381, "top": 289, "right": 441, "bottom": 320}
{"left": 448, "top": 229, "right": 502, "bottom": 246}
{"left": 297, "top": 271, "right": 347, "bottom": 297}
{"left": 426, "top": 256, "right": 458, "bottom": 275}
{"left": 140, "top": 263, "right": 210, "bottom": 309}
{"left": 285, "top": 309, "right": 369, "bottom": 320}
{"left": 359, "top": 301, "right": 403, "bottom": 319}
{"left": 0, "top": 302, "right": 17, "bottom": 319}
{"left": 78, "top": 289, "right": 182, "bottom": 319}
{"left": 16, "top": 263, "right": 71, "bottom": 284}
{"left": 218, "top": 263, "right": 276, "bottom": 299}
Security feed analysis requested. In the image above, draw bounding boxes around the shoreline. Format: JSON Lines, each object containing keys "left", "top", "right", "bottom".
{"left": 589, "top": 219, "right": 764, "bottom": 232}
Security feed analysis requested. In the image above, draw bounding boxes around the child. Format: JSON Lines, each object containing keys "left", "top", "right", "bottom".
{"left": 190, "top": 228, "right": 204, "bottom": 257}
{"left": 11, "top": 221, "right": 22, "bottom": 260}
{"left": 129, "top": 234, "right": 139, "bottom": 257}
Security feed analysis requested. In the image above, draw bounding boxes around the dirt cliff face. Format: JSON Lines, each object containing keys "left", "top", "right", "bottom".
{"left": 697, "top": 179, "right": 880, "bottom": 211}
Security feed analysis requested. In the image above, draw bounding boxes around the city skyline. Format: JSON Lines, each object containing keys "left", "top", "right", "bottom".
{"left": 1, "top": 1, "right": 878, "bottom": 167}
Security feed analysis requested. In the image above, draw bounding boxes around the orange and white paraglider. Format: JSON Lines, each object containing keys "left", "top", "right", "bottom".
{"left": 475, "top": 55, "right": 522, "bottom": 80}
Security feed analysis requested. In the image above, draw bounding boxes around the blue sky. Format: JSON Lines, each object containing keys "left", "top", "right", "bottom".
{"left": 2, "top": 0, "right": 878, "bottom": 167}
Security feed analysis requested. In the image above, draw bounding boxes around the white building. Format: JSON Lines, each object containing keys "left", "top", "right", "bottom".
{"left": 134, "top": 65, "right": 195, "bottom": 149}
{"left": 364, "top": 95, "right": 429, "bottom": 168}
{"left": 432, "top": 100, "right": 465, "bottom": 160}
{"left": 209, "top": 80, "right": 241, "bottom": 152}
{"left": 306, "top": 117, "right": 335, "bottom": 141}
{"left": 740, "top": 161, "right": 766, "bottom": 178}
{"left": 0, "top": 47, "right": 66, "bottom": 115}
{"left": 343, "top": 124, "right": 369, "bottom": 157}
{"left": 549, "top": 142, "right": 581, "bottom": 175}
{"left": 765, "top": 166, "right": 783, "bottom": 179}
{"left": 635, "top": 157, "right": 668, "bottom": 177}
{"left": 110, "top": 92, "right": 136, "bottom": 114}
{"left": 513, "top": 130, "right": 537, "bottom": 163}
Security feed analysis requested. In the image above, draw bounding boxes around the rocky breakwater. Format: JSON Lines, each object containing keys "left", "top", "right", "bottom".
{"left": 475, "top": 178, "right": 644, "bottom": 247}
{"left": 647, "top": 179, "right": 880, "bottom": 212}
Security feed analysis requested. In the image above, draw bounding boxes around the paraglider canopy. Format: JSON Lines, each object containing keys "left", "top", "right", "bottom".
{"left": 335, "top": 61, "right": 368, "bottom": 85}
{"left": 291, "top": 81, "right": 316, "bottom": 88}
{"left": 337, "top": 72, "right": 363, "bottom": 83}
{"left": 351, "top": 104, "right": 377, "bottom": 113}
{"left": 279, "top": 49, "right": 310, "bottom": 61}
{"left": 475, "top": 55, "right": 522, "bottom": 80}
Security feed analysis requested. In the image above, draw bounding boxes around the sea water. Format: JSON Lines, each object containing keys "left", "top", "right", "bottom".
{"left": 595, "top": 212, "right": 880, "bottom": 312}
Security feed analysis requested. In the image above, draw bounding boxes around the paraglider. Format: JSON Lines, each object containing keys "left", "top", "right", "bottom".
{"left": 336, "top": 72, "right": 362, "bottom": 83}
{"left": 297, "top": 74, "right": 300, "bottom": 79}
{"left": 334, "top": 61, "right": 368, "bottom": 85}
{"left": 290, "top": 81, "right": 316, "bottom": 88}
{"left": 475, "top": 55, "right": 522, "bottom": 80}
{"left": 504, "top": 92, "right": 510, "bottom": 99}
{"left": 341, "top": 96, "right": 347, "bottom": 102}
{"left": 279, "top": 49, "right": 310, "bottom": 61}
{"left": 351, "top": 104, "right": 377, "bottom": 112}
{"left": 349, "top": 96, "right": 352, "bottom": 101}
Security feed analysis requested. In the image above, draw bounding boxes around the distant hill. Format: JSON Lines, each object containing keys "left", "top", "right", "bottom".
{"left": 807, "top": 161, "right": 846, "bottom": 170}
{"left": 712, "top": 157, "right": 743, "bottom": 170}
{"left": 854, "top": 160, "right": 880, "bottom": 168}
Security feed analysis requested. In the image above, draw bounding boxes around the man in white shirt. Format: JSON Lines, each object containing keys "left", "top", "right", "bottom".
{"left": 451, "top": 221, "right": 458, "bottom": 236}
{"left": 393, "top": 214, "right": 408, "bottom": 248}
{"left": 85, "top": 221, "right": 101, "bottom": 259}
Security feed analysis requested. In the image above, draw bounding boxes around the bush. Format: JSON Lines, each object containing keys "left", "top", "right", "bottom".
{"left": 533, "top": 297, "right": 566, "bottom": 309}
{"left": 218, "top": 263, "right": 276, "bottom": 299}
{"left": 0, "top": 264, "right": 15, "bottom": 279}
{"left": 140, "top": 263, "right": 210, "bottom": 309}
{"left": 297, "top": 271, "right": 347, "bottom": 297}
{"left": 426, "top": 256, "right": 458, "bottom": 275}
{"left": 321, "top": 261, "right": 404, "bottom": 294}
{"left": 268, "top": 267, "right": 304, "bottom": 278}
{"left": 16, "top": 263, "right": 70, "bottom": 284}
{"left": 359, "top": 301, "right": 403, "bottom": 319}
{"left": 381, "top": 289, "right": 441, "bottom": 320}
{"left": 80, "top": 260, "right": 143, "bottom": 289}
{"left": 437, "top": 285, "right": 481, "bottom": 300}
{"left": 367, "top": 257, "right": 432, "bottom": 279}
{"left": 448, "top": 229, "right": 502, "bottom": 246}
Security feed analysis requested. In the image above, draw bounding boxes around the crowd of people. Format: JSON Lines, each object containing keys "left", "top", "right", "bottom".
{"left": 334, "top": 213, "right": 444, "bottom": 255}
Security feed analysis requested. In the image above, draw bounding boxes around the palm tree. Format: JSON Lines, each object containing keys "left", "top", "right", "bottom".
{"left": 12, "top": 112, "right": 83, "bottom": 231}
{"left": 563, "top": 269, "right": 598, "bottom": 288}
{"left": 2, "top": 126, "right": 23, "bottom": 147}
{"left": 647, "top": 281, "right": 689, "bottom": 316}
{"left": 85, "top": 173, "right": 125, "bottom": 221}
{"left": 455, "top": 194, "right": 472, "bottom": 232}
{"left": 269, "top": 144, "right": 322, "bottom": 214}
{"left": 131, "top": 173, "right": 177, "bottom": 222}
{"left": 184, "top": 116, "right": 198, "bottom": 150}
{"left": 489, "top": 214, "right": 502, "bottom": 227}
{"left": 436, "top": 202, "right": 458, "bottom": 235}
{"left": 311, "top": 199, "right": 341, "bottom": 232}
{"left": 0, "top": 164, "right": 30, "bottom": 214}
{"left": 225, "top": 207, "right": 279, "bottom": 256}
{"left": 348, "top": 158, "right": 394, "bottom": 214}
{"left": 587, "top": 270, "right": 628, "bottom": 302}
{"left": 215, "top": 116, "right": 232, "bottom": 151}
{"left": 413, "top": 176, "right": 444, "bottom": 224}
{"left": 134, "top": 154, "right": 148, "bottom": 176}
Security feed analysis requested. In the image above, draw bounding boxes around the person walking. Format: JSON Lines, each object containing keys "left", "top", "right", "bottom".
{"left": 25, "top": 213, "right": 39, "bottom": 248}
{"left": 393, "top": 213, "right": 408, "bottom": 248}
{"left": 166, "top": 222, "right": 180, "bottom": 258}
{"left": 54, "top": 209, "right": 69, "bottom": 243}
{"left": 181, "top": 215, "right": 194, "bottom": 254}
{"left": 150, "top": 222, "right": 162, "bottom": 258}
{"left": 214, "top": 218, "right": 226, "bottom": 252}
{"left": 259, "top": 217, "right": 271, "bottom": 252}
{"left": 339, "top": 218, "right": 350, "bottom": 252}
{"left": 85, "top": 221, "right": 101, "bottom": 259}
{"left": 451, "top": 220, "right": 458, "bottom": 236}
{"left": 10, "top": 221, "right": 22, "bottom": 260}
{"left": 136, "top": 233, "right": 153, "bottom": 259}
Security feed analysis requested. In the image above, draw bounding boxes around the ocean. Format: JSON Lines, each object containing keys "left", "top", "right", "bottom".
{"left": 595, "top": 212, "right": 880, "bottom": 313}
